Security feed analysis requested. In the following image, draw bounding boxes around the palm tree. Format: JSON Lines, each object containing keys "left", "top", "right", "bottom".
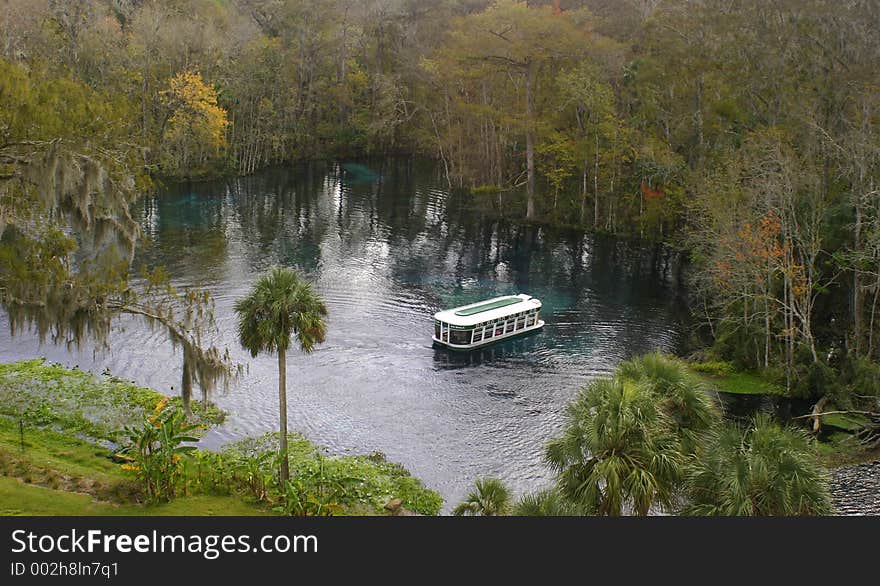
{"left": 617, "top": 352, "right": 720, "bottom": 453}
{"left": 513, "top": 488, "right": 579, "bottom": 516}
{"left": 452, "top": 478, "right": 512, "bottom": 516}
{"left": 545, "top": 377, "right": 684, "bottom": 515}
{"left": 682, "top": 414, "right": 833, "bottom": 516}
{"left": 234, "top": 266, "right": 327, "bottom": 483}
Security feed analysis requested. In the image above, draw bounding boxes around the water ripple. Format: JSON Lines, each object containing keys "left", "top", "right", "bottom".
{"left": 0, "top": 162, "right": 689, "bottom": 511}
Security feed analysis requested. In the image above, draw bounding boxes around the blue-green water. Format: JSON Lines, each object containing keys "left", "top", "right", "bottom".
{"left": 0, "top": 160, "right": 691, "bottom": 509}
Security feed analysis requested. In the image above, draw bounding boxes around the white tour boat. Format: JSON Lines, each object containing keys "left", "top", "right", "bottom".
{"left": 432, "top": 294, "right": 544, "bottom": 350}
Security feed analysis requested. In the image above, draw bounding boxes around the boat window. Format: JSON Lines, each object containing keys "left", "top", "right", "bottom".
{"left": 472, "top": 330, "right": 483, "bottom": 342}
{"left": 505, "top": 321, "right": 514, "bottom": 333}
{"left": 450, "top": 329, "right": 471, "bottom": 345}
{"left": 435, "top": 323, "right": 441, "bottom": 338}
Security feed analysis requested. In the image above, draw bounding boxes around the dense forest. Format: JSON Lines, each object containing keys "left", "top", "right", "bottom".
{"left": 1, "top": 0, "right": 879, "bottom": 417}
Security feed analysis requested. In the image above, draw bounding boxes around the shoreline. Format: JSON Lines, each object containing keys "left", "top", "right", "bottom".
{"left": 0, "top": 359, "right": 441, "bottom": 516}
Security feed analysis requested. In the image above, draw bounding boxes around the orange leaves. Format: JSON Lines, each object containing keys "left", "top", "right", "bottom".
{"left": 712, "top": 212, "right": 788, "bottom": 292}
{"left": 735, "top": 212, "right": 784, "bottom": 266}
{"left": 640, "top": 180, "right": 665, "bottom": 200}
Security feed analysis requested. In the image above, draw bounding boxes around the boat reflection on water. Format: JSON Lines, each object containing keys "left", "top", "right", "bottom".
{"left": 431, "top": 328, "right": 545, "bottom": 369}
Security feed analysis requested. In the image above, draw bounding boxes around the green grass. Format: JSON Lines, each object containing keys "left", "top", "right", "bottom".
{"left": 815, "top": 431, "right": 872, "bottom": 468}
{"left": 0, "top": 478, "right": 270, "bottom": 516}
{"left": 0, "top": 358, "right": 224, "bottom": 442}
{"left": 690, "top": 367, "right": 785, "bottom": 396}
{"left": 0, "top": 415, "right": 276, "bottom": 515}
{"left": 821, "top": 413, "right": 870, "bottom": 432}
{"left": 0, "top": 416, "right": 129, "bottom": 484}
{"left": 223, "top": 434, "right": 443, "bottom": 515}
{"left": 0, "top": 360, "right": 442, "bottom": 516}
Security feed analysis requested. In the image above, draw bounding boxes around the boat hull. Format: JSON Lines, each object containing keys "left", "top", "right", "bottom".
{"left": 432, "top": 321, "right": 545, "bottom": 351}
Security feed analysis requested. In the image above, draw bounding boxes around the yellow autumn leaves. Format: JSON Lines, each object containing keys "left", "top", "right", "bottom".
{"left": 159, "top": 71, "right": 230, "bottom": 175}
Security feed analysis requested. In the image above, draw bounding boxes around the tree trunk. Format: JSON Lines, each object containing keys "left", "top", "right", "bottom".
{"left": 278, "top": 348, "right": 290, "bottom": 483}
{"left": 338, "top": 9, "right": 348, "bottom": 128}
{"left": 694, "top": 72, "right": 704, "bottom": 164}
{"left": 869, "top": 274, "right": 880, "bottom": 357}
{"left": 580, "top": 155, "right": 588, "bottom": 225}
{"left": 181, "top": 356, "right": 192, "bottom": 417}
{"left": 594, "top": 124, "right": 600, "bottom": 228}
{"left": 525, "top": 60, "right": 536, "bottom": 220}
{"left": 853, "top": 169, "right": 864, "bottom": 356}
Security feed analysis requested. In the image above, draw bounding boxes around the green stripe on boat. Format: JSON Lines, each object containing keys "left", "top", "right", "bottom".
{"left": 454, "top": 297, "right": 521, "bottom": 316}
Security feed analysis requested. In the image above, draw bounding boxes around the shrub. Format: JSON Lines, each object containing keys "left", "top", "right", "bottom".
{"left": 682, "top": 414, "right": 832, "bottom": 516}
{"left": 219, "top": 433, "right": 442, "bottom": 515}
{"left": 453, "top": 478, "right": 512, "bottom": 516}
{"left": 690, "top": 361, "right": 734, "bottom": 377}
{"left": 118, "top": 401, "right": 200, "bottom": 503}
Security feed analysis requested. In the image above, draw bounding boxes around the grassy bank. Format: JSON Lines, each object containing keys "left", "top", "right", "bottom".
{"left": 0, "top": 359, "right": 441, "bottom": 516}
{"left": 0, "top": 359, "right": 224, "bottom": 441}
{"left": 0, "top": 415, "right": 271, "bottom": 516}
{"left": 683, "top": 358, "right": 880, "bottom": 468}
{"left": 686, "top": 360, "right": 786, "bottom": 396}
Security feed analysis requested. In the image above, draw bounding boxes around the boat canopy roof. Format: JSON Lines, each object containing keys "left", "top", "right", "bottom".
{"left": 434, "top": 294, "right": 541, "bottom": 327}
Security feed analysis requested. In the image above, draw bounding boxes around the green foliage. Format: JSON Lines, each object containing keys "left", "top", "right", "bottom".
{"left": 513, "top": 488, "right": 579, "bottom": 516}
{"left": 0, "top": 359, "right": 222, "bottom": 441}
{"left": 689, "top": 361, "right": 735, "bottom": 377}
{"left": 790, "top": 359, "right": 839, "bottom": 401}
{"left": 682, "top": 415, "right": 833, "bottom": 516}
{"left": 848, "top": 357, "right": 880, "bottom": 397}
{"left": 218, "top": 434, "right": 443, "bottom": 516}
{"left": 617, "top": 353, "right": 720, "bottom": 452}
{"left": 545, "top": 377, "right": 684, "bottom": 516}
{"left": 276, "top": 477, "right": 343, "bottom": 517}
{"left": 545, "top": 353, "right": 725, "bottom": 515}
{"left": 234, "top": 265, "right": 328, "bottom": 484}
{"left": 235, "top": 266, "right": 328, "bottom": 357}
{"left": 692, "top": 369, "right": 786, "bottom": 396}
{"left": 452, "top": 477, "right": 512, "bottom": 516}
{"left": 0, "top": 364, "right": 440, "bottom": 516}
{"left": 119, "top": 401, "right": 200, "bottom": 503}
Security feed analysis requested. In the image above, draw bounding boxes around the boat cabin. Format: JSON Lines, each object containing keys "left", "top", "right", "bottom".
{"left": 432, "top": 294, "right": 544, "bottom": 350}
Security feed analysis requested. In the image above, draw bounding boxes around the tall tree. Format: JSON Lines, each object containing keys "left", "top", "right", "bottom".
{"left": 234, "top": 266, "right": 328, "bottom": 483}
{"left": 545, "top": 377, "right": 683, "bottom": 515}
{"left": 427, "top": 0, "right": 598, "bottom": 218}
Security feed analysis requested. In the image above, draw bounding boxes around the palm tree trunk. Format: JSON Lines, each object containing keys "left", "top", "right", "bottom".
{"left": 181, "top": 357, "right": 192, "bottom": 417}
{"left": 278, "top": 348, "right": 290, "bottom": 483}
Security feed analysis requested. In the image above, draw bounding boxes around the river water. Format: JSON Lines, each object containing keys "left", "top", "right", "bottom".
{"left": 0, "top": 160, "right": 692, "bottom": 509}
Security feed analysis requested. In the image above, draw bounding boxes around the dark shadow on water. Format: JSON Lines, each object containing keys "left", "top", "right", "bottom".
{"left": 712, "top": 391, "right": 813, "bottom": 425}
{"left": 431, "top": 330, "right": 545, "bottom": 370}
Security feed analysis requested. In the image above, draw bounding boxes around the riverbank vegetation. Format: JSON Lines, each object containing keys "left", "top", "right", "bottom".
{"left": 3, "top": 1, "right": 879, "bottom": 443}
{"left": 456, "top": 354, "right": 833, "bottom": 516}
{"left": 0, "top": 359, "right": 441, "bottom": 515}
{"left": 0, "top": 1, "right": 878, "bottom": 511}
